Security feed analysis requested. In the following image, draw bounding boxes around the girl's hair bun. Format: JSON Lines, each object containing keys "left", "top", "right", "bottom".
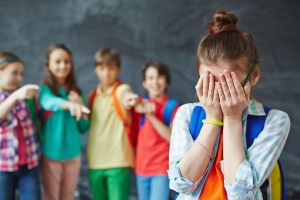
{"left": 208, "top": 9, "right": 239, "bottom": 34}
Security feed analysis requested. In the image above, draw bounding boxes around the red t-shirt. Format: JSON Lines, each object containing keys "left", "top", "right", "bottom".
{"left": 135, "top": 95, "right": 179, "bottom": 176}
{"left": 16, "top": 119, "right": 27, "bottom": 166}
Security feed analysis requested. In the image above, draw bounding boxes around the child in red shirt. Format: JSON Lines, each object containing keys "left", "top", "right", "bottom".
{"left": 134, "top": 61, "right": 179, "bottom": 200}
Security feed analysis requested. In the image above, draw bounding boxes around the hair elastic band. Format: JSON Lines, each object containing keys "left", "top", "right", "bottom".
{"left": 0, "top": 56, "right": 20, "bottom": 65}
{"left": 195, "top": 140, "right": 214, "bottom": 159}
{"left": 202, "top": 119, "right": 223, "bottom": 126}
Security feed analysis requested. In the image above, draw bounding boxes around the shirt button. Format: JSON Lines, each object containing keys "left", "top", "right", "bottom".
{"left": 247, "top": 190, "right": 253, "bottom": 195}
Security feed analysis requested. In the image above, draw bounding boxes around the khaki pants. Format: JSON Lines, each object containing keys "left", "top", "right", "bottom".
{"left": 41, "top": 155, "right": 81, "bottom": 200}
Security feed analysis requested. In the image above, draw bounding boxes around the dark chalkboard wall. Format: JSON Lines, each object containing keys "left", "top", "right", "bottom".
{"left": 1, "top": 0, "right": 300, "bottom": 198}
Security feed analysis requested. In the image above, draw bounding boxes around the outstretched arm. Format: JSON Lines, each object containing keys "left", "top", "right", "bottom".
{"left": 0, "top": 84, "right": 39, "bottom": 120}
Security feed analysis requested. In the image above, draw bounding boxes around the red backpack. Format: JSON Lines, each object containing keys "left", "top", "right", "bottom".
{"left": 89, "top": 81, "right": 139, "bottom": 147}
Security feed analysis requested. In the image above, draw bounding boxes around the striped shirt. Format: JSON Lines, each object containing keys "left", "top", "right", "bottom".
{"left": 168, "top": 100, "right": 290, "bottom": 200}
{"left": 0, "top": 92, "right": 40, "bottom": 171}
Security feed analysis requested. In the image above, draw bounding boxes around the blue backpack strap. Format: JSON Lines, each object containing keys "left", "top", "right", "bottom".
{"left": 163, "top": 99, "right": 179, "bottom": 126}
{"left": 246, "top": 106, "right": 286, "bottom": 200}
{"left": 174, "top": 193, "right": 179, "bottom": 200}
{"left": 246, "top": 106, "right": 271, "bottom": 148}
{"left": 139, "top": 96, "right": 150, "bottom": 127}
{"left": 189, "top": 105, "right": 206, "bottom": 140}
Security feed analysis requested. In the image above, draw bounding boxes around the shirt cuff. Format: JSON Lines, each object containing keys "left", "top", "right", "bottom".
{"left": 221, "top": 160, "right": 258, "bottom": 199}
{"left": 168, "top": 167, "right": 202, "bottom": 195}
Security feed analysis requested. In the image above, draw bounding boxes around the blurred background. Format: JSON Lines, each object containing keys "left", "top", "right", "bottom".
{"left": 1, "top": 0, "right": 299, "bottom": 199}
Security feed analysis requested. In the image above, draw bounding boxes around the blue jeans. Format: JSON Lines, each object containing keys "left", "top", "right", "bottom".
{"left": 136, "top": 175, "right": 170, "bottom": 200}
{"left": 0, "top": 165, "right": 41, "bottom": 200}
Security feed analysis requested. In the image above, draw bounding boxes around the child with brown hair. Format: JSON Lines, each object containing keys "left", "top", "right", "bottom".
{"left": 39, "top": 43, "right": 90, "bottom": 200}
{"left": 134, "top": 61, "right": 180, "bottom": 200}
{"left": 169, "top": 9, "right": 290, "bottom": 200}
{"left": 87, "top": 47, "right": 139, "bottom": 200}
{"left": 0, "top": 51, "right": 41, "bottom": 200}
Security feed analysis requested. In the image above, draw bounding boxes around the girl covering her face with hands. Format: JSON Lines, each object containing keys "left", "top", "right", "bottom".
{"left": 39, "top": 44, "right": 90, "bottom": 200}
{"left": 168, "top": 10, "right": 290, "bottom": 200}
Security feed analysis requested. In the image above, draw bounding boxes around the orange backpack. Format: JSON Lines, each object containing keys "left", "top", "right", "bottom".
{"left": 89, "top": 81, "right": 139, "bottom": 147}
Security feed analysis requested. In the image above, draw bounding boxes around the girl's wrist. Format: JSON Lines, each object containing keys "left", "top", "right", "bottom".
{"left": 223, "top": 115, "right": 241, "bottom": 123}
{"left": 10, "top": 92, "right": 20, "bottom": 101}
{"left": 206, "top": 114, "right": 223, "bottom": 122}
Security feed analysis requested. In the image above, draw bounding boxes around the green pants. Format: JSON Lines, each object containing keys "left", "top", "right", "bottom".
{"left": 88, "top": 167, "right": 131, "bottom": 200}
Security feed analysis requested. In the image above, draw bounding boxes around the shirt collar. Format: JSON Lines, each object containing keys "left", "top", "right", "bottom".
{"left": 241, "top": 99, "right": 266, "bottom": 121}
{"left": 97, "top": 82, "right": 119, "bottom": 95}
{"left": 149, "top": 95, "right": 169, "bottom": 104}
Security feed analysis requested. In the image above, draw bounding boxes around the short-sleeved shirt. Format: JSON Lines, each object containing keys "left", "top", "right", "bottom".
{"left": 135, "top": 95, "right": 179, "bottom": 176}
{"left": 87, "top": 82, "right": 134, "bottom": 169}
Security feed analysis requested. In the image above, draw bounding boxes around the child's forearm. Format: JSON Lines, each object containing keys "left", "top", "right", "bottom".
{"left": 223, "top": 117, "right": 245, "bottom": 184}
{"left": 60, "top": 101, "right": 72, "bottom": 110}
{"left": 0, "top": 93, "right": 18, "bottom": 120}
{"left": 179, "top": 123, "right": 220, "bottom": 183}
{"left": 146, "top": 114, "right": 171, "bottom": 141}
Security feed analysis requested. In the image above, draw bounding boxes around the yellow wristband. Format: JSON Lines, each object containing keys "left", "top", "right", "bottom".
{"left": 202, "top": 119, "right": 223, "bottom": 126}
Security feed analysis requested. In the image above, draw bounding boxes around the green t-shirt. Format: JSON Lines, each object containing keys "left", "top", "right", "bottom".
{"left": 39, "top": 85, "right": 90, "bottom": 160}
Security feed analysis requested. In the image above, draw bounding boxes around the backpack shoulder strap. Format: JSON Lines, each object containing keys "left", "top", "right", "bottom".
{"left": 163, "top": 99, "right": 180, "bottom": 126}
{"left": 189, "top": 105, "right": 206, "bottom": 140}
{"left": 139, "top": 96, "right": 150, "bottom": 127}
{"left": 25, "top": 97, "right": 43, "bottom": 141}
{"left": 112, "top": 81, "right": 128, "bottom": 125}
{"left": 89, "top": 88, "right": 98, "bottom": 110}
{"left": 246, "top": 106, "right": 271, "bottom": 148}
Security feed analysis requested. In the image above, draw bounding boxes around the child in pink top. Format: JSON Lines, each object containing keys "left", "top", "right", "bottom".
{"left": 0, "top": 51, "right": 41, "bottom": 200}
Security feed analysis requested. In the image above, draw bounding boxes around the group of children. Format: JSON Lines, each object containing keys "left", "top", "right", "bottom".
{"left": 0, "top": 8, "right": 291, "bottom": 200}
{"left": 0, "top": 44, "right": 178, "bottom": 200}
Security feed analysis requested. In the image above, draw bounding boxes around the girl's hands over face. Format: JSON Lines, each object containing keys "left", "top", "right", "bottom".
{"left": 217, "top": 70, "right": 250, "bottom": 119}
{"left": 195, "top": 72, "right": 222, "bottom": 121}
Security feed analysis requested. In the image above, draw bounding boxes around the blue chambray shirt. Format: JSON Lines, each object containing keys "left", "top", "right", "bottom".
{"left": 168, "top": 100, "right": 290, "bottom": 200}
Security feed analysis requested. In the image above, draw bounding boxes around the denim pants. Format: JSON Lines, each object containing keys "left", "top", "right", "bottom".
{"left": 0, "top": 165, "right": 41, "bottom": 200}
{"left": 136, "top": 175, "right": 170, "bottom": 200}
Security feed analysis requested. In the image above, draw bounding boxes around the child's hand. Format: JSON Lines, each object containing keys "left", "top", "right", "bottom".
{"left": 68, "top": 91, "right": 84, "bottom": 105}
{"left": 217, "top": 70, "right": 250, "bottom": 119}
{"left": 195, "top": 72, "right": 222, "bottom": 121}
{"left": 134, "top": 100, "right": 156, "bottom": 114}
{"left": 123, "top": 92, "right": 139, "bottom": 108}
{"left": 13, "top": 84, "right": 39, "bottom": 100}
{"left": 68, "top": 102, "right": 90, "bottom": 121}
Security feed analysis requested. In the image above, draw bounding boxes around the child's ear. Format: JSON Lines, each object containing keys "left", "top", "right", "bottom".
{"left": 250, "top": 66, "right": 260, "bottom": 86}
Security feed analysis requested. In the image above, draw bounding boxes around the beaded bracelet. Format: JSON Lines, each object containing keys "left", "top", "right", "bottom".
{"left": 195, "top": 140, "right": 214, "bottom": 159}
{"left": 202, "top": 119, "right": 223, "bottom": 126}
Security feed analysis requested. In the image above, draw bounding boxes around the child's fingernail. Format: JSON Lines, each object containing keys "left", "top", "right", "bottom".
{"left": 231, "top": 72, "right": 235, "bottom": 75}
